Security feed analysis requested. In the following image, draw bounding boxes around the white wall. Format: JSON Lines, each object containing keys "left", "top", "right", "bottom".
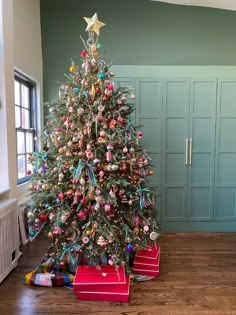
{"left": 0, "top": 0, "right": 16, "bottom": 198}
{"left": 0, "top": 0, "right": 43, "bottom": 201}
{"left": 13, "top": 0, "right": 43, "bottom": 200}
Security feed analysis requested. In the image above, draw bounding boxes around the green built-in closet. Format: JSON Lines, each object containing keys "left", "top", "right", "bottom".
{"left": 115, "top": 67, "right": 236, "bottom": 231}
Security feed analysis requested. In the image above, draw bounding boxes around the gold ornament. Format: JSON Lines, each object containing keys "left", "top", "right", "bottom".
{"left": 148, "top": 170, "right": 154, "bottom": 176}
{"left": 42, "top": 184, "right": 49, "bottom": 190}
{"left": 91, "top": 84, "right": 95, "bottom": 96}
{"left": 83, "top": 13, "right": 105, "bottom": 35}
{"left": 70, "top": 66, "right": 76, "bottom": 73}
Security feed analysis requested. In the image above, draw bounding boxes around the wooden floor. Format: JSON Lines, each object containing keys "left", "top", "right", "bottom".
{"left": 1, "top": 233, "right": 236, "bottom": 315}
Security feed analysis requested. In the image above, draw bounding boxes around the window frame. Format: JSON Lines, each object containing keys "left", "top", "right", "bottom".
{"left": 15, "top": 71, "right": 37, "bottom": 185}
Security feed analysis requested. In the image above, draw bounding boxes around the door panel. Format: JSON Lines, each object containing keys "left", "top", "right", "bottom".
{"left": 190, "top": 188, "right": 211, "bottom": 219}
{"left": 165, "top": 154, "right": 185, "bottom": 185}
{"left": 137, "top": 79, "right": 162, "bottom": 193}
{"left": 139, "top": 81, "right": 162, "bottom": 116}
{"left": 165, "top": 188, "right": 185, "bottom": 219}
{"left": 140, "top": 118, "right": 160, "bottom": 152}
{"left": 215, "top": 80, "right": 236, "bottom": 221}
{"left": 191, "top": 154, "right": 211, "bottom": 185}
{"left": 216, "top": 188, "right": 236, "bottom": 219}
{"left": 188, "top": 79, "right": 216, "bottom": 221}
{"left": 162, "top": 79, "right": 189, "bottom": 221}
{"left": 166, "top": 81, "right": 188, "bottom": 116}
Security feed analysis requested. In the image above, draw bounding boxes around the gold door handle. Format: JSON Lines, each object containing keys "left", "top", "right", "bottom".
{"left": 185, "top": 138, "right": 188, "bottom": 165}
{"left": 189, "top": 138, "right": 192, "bottom": 165}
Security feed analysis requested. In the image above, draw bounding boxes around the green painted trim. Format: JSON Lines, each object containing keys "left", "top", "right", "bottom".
{"left": 113, "top": 66, "right": 236, "bottom": 78}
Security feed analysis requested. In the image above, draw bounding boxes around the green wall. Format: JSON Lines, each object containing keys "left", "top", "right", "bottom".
{"left": 40, "top": 0, "right": 236, "bottom": 101}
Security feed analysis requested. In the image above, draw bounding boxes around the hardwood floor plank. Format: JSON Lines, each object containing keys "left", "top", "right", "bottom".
{"left": 1, "top": 232, "right": 236, "bottom": 315}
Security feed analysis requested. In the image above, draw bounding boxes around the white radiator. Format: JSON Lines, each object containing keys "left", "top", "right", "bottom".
{"left": 0, "top": 199, "right": 21, "bottom": 283}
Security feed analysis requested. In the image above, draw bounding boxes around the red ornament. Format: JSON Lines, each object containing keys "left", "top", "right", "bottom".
{"left": 39, "top": 213, "right": 49, "bottom": 222}
{"left": 55, "top": 128, "right": 62, "bottom": 134}
{"left": 58, "top": 192, "right": 64, "bottom": 200}
{"left": 71, "top": 179, "right": 77, "bottom": 184}
{"left": 78, "top": 211, "right": 86, "bottom": 219}
{"left": 95, "top": 87, "right": 101, "bottom": 94}
{"left": 82, "top": 195, "right": 87, "bottom": 205}
{"left": 27, "top": 170, "right": 32, "bottom": 175}
{"left": 107, "top": 83, "right": 114, "bottom": 91}
{"left": 81, "top": 50, "right": 87, "bottom": 57}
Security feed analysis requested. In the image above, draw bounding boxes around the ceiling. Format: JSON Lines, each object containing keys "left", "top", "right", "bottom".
{"left": 150, "top": 0, "right": 236, "bottom": 11}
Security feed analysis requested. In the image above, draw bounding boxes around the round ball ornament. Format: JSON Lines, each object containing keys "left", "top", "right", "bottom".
{"left": 150, "top": 231, "right": 159, "bottom": 240}
{"left": 72, "top": 87, "right": 80, "bottom": 93}
{"left": 69, "top": 66, "right": 76, "bottom": 73}
{"left": 98, "top": 73, "right": 105, "bottom": 80}
{"left": 126, "top": 243, "right": 134, "bottom": 253}
{"left": 107, "top": 83, "right": 114, "bottom": 91}
{"left": 81, "top": 50, "right": 87, "bottom": 57}
{"left": 39, "top": 213, "right": 49, "bottom": 222}
{"left": 29, "top": 231, "right": 36, "bottom": 237}
{"left": 69, "top": 166, "right": 75, "bottom": 172}
{"left": 78, "top": 211, "right": 86, "bottom": 219}
{"left": 27, "top": 211, "right": 34, "bottom": 219}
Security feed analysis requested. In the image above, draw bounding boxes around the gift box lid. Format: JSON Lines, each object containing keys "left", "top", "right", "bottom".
{"left": 135, "top": 245, "right": 160, "bottom": 260}
{"left": 73, "top": 265, "right": 126, "bottom": 286}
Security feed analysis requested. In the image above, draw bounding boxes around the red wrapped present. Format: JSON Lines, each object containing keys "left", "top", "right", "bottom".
{"left": 76, "top": 275, "right": 130, "bottom": 302}
{"left": 133, "top": 245, "right": 160, "bottom": 277}
{"left": 73, "top": 265, "right": 126, "bottom": 292}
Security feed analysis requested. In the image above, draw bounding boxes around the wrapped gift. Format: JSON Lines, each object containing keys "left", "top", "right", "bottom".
{"left": 133, "top": 245, "right": 160, "bottom": 277}
{"left": 73, "top": 265, "right": 126, "bottom": 292}
{"left": 76, "top": 275, "right": 130, "bottom": 302}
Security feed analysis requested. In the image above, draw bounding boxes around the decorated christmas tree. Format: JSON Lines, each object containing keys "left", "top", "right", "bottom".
{"left": 26, "top": 13, "right": 159, "bottom": 271}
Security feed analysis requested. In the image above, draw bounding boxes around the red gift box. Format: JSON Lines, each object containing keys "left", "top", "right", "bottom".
{"left": 133, "top": 246, "right": 160, "bottom": 277}
{"left": 76, "top": 275, "right": 130, "bottom": 302}
{"left": 73, "top": 265, "right": 126, "bottom": 292}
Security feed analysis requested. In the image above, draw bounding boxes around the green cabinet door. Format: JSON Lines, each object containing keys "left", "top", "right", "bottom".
{"left": 188, "top": 79, "right": 217, "bottom": 221}
{"left": 162, "top": 79, "right": 190, "bottom": 221}
{"left": 215, "top": 80, "right": 236, "bottom": 221}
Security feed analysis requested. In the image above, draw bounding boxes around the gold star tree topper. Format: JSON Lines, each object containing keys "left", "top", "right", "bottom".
{"left": 84, "top": 13, "right": 105, "bottom": 36}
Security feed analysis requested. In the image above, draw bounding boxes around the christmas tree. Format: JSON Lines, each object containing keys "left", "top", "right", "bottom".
{"left": 26, "top": 13, "right": 159, "bottom": 270}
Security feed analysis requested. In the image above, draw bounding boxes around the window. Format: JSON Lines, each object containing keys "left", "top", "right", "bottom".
{"left": 15, "top": 72, "right": 36, "bottom": 184}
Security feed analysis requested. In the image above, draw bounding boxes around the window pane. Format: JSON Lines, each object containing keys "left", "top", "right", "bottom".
{"left": 17, "top": 131, "right": 25, "bottom": 154}
{"left": 21, "top": 84, "right": 30, "bottom": 108}
{"left": 22, "top": 108, "right": 30, "bottom": 128}
{"left": 17, "top": 155, "right": 26, "bottom": 179}
{"left": 15, "top": 106, "right": 21, "bottom": 128}
{"left": 26, "top": 132, "right": 33, "bottom": 152}
{"left": 14, "top": 80, "right": 20, "bottom": 105}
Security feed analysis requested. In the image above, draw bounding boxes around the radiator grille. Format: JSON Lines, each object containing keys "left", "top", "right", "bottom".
{"left": 0, "top": 199, "right": 21, "bottom": 283}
